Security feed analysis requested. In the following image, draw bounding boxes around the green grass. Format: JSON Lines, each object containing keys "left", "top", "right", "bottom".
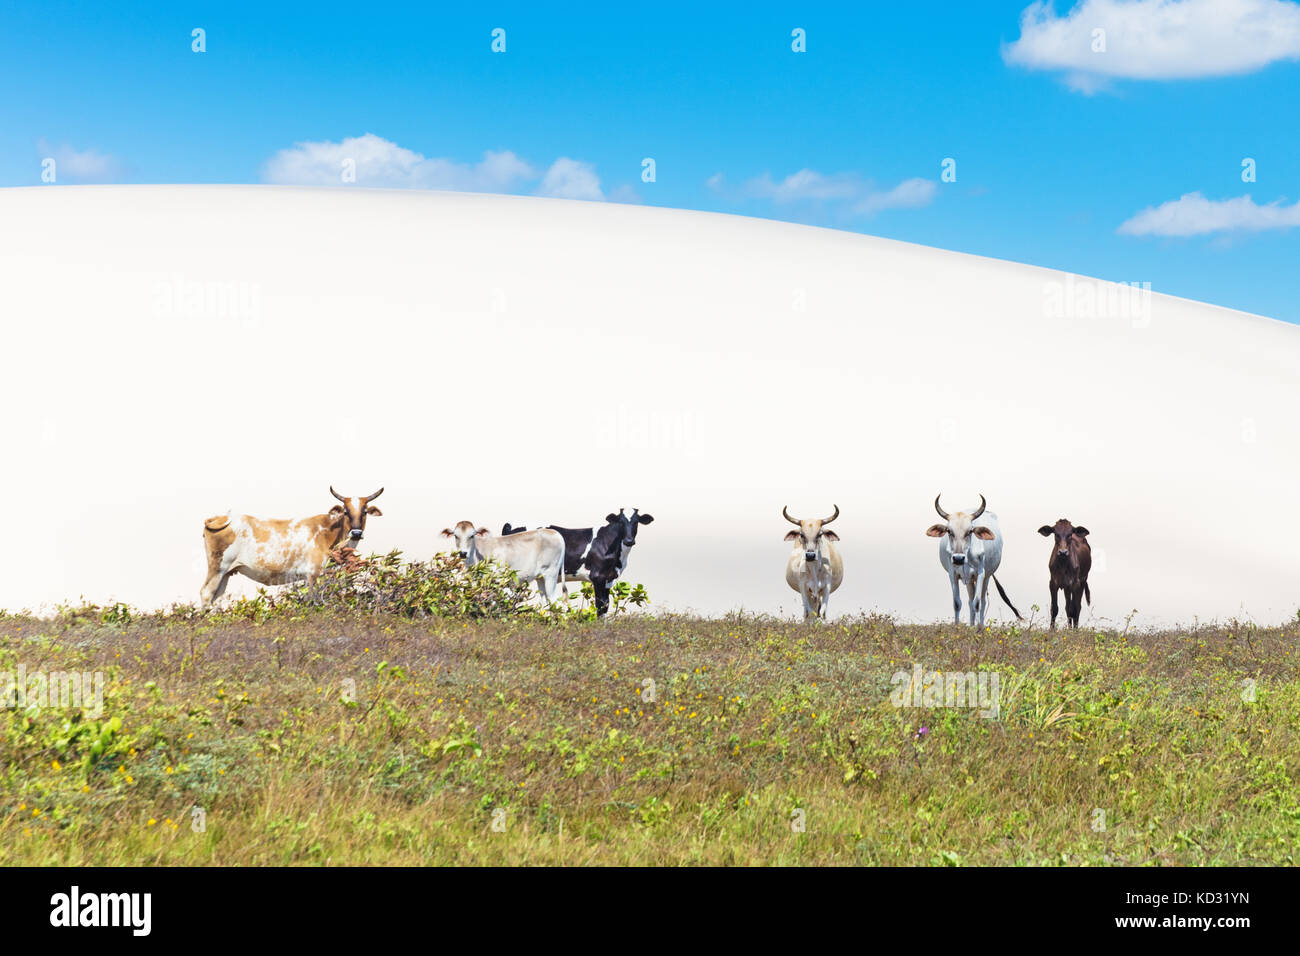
{"left": 2, "top": 602, "right": 1298, "bottom": 865}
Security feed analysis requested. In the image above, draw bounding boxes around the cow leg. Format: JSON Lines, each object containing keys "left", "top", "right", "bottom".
{"left": 592, "top": 580, "right": 611, "bottom": 618}
{"left": 1049, "top": 584, "right": 1059, "bottom": 630}
{"left": 200, "top": 568, "right": 232, "bottom": 607}
{"left": 949, "top": 572, "right": 962, "bottom": 624}
{"left": 547, "top": 564, "right": 565, "bottom": 606}
{"left": 801, "top": 587, "right": 815, "bottom": 621}
{"left": 967, "top": 575, "right": 980, "bottom": 627}
{"left": 535, "top": 574, "right": 553, "bottom": 606}
{"left": 977, "top": 574, "right": 992, "bottom": 628}
{"left": 820, "top": 583, "right": 831, "bottom": 621}
{"left": 1067, "top": 589, "right": 1082, "bottom": 628}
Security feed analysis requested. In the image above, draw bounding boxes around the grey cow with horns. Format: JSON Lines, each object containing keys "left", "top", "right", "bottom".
{"left": 925, "top": 494, "right": 1022, "bottom": 628}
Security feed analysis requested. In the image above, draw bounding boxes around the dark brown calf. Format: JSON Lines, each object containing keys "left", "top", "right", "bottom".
{"left": 1037, "top": 518, "right": 1091, "bottom": 629}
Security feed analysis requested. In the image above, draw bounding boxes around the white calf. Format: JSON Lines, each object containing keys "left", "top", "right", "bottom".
{"left": 442, "top": 521, "right": 565, "bottom": 604}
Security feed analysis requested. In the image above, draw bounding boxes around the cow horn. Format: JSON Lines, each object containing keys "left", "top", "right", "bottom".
{"left": 330, "top": 486, "right": 346, "bottom": 503}
{"left": 971, "top": 494, "right": 986, "bottom": 520}
{"left": 366, "top": 487, "right": 384, "bottom": 502}
{"left": 782, "top": 506, "right": 801, "bottom": 526}
{"left": 821, "top": 504, "right": 840, "bottom": 526}
{"left": 933, "top": 495, "right": 949, "bottom": 520}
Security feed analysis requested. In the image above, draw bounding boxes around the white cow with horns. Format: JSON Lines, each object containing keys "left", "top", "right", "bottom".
{"left": 783, "top": 504, "right": 844, "bottom": 621}
{"left": 925, "top": 494, "right": 1022, "bottom": 628}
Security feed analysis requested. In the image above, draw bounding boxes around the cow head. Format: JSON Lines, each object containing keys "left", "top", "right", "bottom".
{"left": 329, "top": 486, "right": 384, "bottom": 542}
{"left": 783, "top": 505, "right": 840, "bottom": 563}
{"left": 1038, "top": 518, "right": 1089, "bottom": 564}
{"left": 441, "top": 520, "right": 490, "bottom": 559}
{"left": 605, "top": 508, "right": 654, "bottom": 549}
{"left": 926, "top": 494, "right": 994, "bottom": 566}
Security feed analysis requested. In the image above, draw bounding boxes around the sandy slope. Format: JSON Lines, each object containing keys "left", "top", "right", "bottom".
{"left": 1, "top": 185, "right": 1296, "bottom": 625}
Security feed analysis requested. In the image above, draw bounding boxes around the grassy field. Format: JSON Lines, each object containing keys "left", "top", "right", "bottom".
{"left": 3, "top": 591, "right": 1299, "bottom": 865}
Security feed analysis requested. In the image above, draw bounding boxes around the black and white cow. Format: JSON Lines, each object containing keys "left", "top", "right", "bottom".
{"left": 502, "top": 508, "right": 654, "bottom": 617}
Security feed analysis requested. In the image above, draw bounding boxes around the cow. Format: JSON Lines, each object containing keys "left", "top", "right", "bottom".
{"left": 200, "top": 486, "right": 383, "bottom": 607}
{"left": 442, "top": 521, "right": 566, "bottom": 605}
{"left": 782, "top": 505, "right": 844, "bottom": 621}
{"left": 925, "top": 494, "right": 1022, "bottom": 628}
{"left": 1038, "top": 518, "right": 1092, "bottom": 629}
{"left": 501, "top": 508, "right": 654, "bottom": 617}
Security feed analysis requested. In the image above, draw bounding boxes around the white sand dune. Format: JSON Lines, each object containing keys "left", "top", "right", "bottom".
{"left": 1, "top": 185, "right": 1296, "bottom": 626}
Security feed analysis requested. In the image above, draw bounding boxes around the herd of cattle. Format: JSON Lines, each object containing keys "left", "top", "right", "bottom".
{"left": 199, "top": 487, "right": 1094, "bottom": 628}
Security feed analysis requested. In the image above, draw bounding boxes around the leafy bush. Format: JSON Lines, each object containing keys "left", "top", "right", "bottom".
{"left": 272, "top": 550, "right": 537, "bottom": 619}
{"left": 212, "top": 549, "right": 654, "bottom": 623}
{"left": 568, "top": 580, "right": 652, "bottom": 621}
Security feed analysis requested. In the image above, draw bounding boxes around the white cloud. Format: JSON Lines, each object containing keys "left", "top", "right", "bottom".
{"left": 1117, "top": 192, "right": 1300, "bottom": 236}
{"left": 37, "top": 139, "right": 121, "bottom": 182}
{"left": 1004, "top": 0, "right": 1300, "bottom": 91}
{"left": 262, "top": 133, "right": 536, "bottom": 191}
{"left": 262, "top": 134, "right": 619, "bottom": 202}
{"left": 607, "top": 184, "right": 643, "bottom": 204}
{"left": 535, "top": 158, "right": 605, "bottom": 200}
{"left": 745, "top": 169, "right": 863, "bottom": 203}
{"left": 732, "top": 168, "right": 938, "bottom": 217}
{"left": 853, "top": 177, "right": 939, "bottom": 215}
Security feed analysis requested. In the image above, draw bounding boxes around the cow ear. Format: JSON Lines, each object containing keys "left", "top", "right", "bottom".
{"left": 926, "top": 524, "right": 946, "bottom": 538}
{"left": 1072, "top": 526, "right": 1090, "bottom": 537}
{"left": 973, "top": 526, "right": 995, "bottom": 540}
{"left": 823, "top": 530, "right": 840, "bottom": 541}
{"left": 475, "top": 527, "right": 489, "bottom": 536}
{"left": 329, "top": 505, "right": 345, "bottom": 517}
{"left": 439, "top": 528, "right": 454, "bottom": 538}
{"left": 1038, "top": 525, "right": 1053, "bottom": 537}
{"left": 637, "top": 513, "right": 654, "bottom": 524}
{"left": 784, "top": 530, "right": 800, "bottom": 542}
{"left": 366, "top": 506, "right": 382, "bottom": 516}
{"left": 605, "top": 513, "right": 619, "bottom": 524}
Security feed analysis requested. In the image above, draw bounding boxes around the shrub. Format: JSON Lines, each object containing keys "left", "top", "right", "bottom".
{"left": 251, "top": 550, "right": 652, "bottom": 622}
{"left": 273, "top": 550, "right": 537, "bottom": 619}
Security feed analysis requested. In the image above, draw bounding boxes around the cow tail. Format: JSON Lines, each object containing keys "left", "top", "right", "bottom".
{"left": 1084, "top": 582, "right": 1091, "bottom": 606}
{"left": 992, "top": 574, "right": 1023, "bottom": 621}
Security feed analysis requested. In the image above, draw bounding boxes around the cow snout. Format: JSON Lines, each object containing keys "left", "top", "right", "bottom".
{"left": 349, "top": 529, "right": 364, "bottom": 539}
{"left": 804, "top": 550, "right": 817, "bottom": 562}
{"left": 1058, "top": 548, "right": 1069, "bottom": 557}
{"left": 951, "top": 553, "right": 966, "bottom": 566}
{"left": 458, "top": 550, "right": 468, "bottom": 559}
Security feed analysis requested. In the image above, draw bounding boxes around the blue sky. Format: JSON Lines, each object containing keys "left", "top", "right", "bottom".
{"left": 3, "top": 0, "right": 1298, "bottom": 320}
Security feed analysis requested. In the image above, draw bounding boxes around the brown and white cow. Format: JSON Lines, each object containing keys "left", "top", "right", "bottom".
{"left": 1037, "top": 518, "right": 1092, "bottom": 629}
{"left": 199, "top": 486, "right": 383, "bottom": 606}
{"left": 783, "top": 505, "right": 844, "bottom": 621}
